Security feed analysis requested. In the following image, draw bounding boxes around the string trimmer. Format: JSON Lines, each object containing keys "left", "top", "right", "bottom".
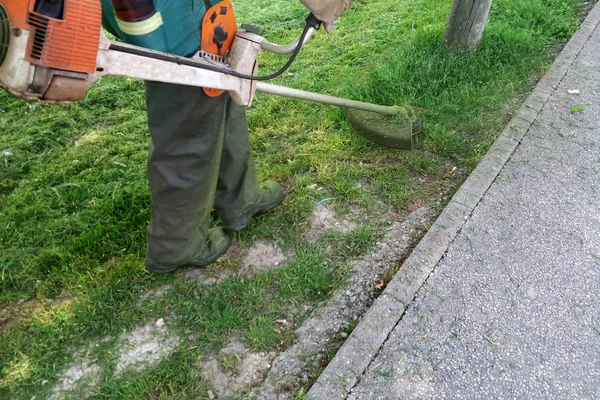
{"left": 0, "top": 0, "right": 418, "bottom": 149}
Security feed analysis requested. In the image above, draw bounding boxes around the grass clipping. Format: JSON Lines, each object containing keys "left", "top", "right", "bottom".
{"left": 348, "top": 106, "right": 418, "bottom": 150}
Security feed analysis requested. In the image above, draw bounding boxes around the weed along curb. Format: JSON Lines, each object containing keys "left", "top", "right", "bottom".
{"left": 249, "top": 206, "right": 437, "bottom": 399}
{"left": 307, "top": 3, "right": 600, "bottom": 399}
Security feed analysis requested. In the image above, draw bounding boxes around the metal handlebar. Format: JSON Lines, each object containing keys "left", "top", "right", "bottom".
{"left": 260, "top": 27, "right": 316, "bottom": 55}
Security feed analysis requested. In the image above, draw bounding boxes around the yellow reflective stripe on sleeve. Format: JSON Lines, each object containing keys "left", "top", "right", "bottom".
{"left": 116, "top": 12, "right": 164, "bottom": 36}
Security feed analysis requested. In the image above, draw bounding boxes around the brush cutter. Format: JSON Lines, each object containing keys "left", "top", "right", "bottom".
{"left": 0, "top": 0, "right": 417, "bottom": 149}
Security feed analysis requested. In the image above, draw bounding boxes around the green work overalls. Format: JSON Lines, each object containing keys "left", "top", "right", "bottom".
{"left": 100, "top": 0, "right": 266, "bottom": 272}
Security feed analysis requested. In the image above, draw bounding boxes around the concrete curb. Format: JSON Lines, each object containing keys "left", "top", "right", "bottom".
{"left": 307, "top": 5, "right": 600, "bottom": 399}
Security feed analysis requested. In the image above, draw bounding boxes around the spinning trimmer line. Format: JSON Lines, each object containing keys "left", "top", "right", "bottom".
{"left": 0, "top": 0, "right": 419, "bottom": 149}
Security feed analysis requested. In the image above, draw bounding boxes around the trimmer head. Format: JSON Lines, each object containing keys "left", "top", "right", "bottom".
{"left": 347, "top": 106, "right": 420, "bottom": 150}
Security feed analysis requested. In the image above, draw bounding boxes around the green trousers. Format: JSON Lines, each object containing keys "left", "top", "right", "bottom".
{"left": 144, "top": 81, "right": 262, "bottom": 268}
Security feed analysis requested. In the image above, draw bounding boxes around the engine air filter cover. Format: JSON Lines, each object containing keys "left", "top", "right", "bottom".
{"left": 0, "top": 3, "right": 9, "bottom": 67}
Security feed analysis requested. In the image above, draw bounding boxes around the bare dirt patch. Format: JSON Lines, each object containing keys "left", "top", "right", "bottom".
{"left": 242, "top": 240, "right": 288, "bottom": 274}
{"left": 0, "top": 301, "right": 38, "bottom": 336}
{"left": 49, "top": 361, "right": 102, "bottom": 400}
{"left": 199, "top": 341, "right": 275, "bottom": 398}
{"left": 48, "top": 339, "right": 108, "bottom": 400}
{"left": 49, "top": 317, "right": 180, "bottom": 399}
{"left": 308, "top": 203, "right": 357, "bottom": 238}
{"left": 115, "top": 317, "right": 180, "bottom": 374}
{"left": 0, "top": 298, "right": 73, "bottom": 336}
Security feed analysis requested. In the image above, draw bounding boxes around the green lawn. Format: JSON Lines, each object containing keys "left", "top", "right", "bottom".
{"left": 0, "top": 0, "right": 587, "bottom": 398}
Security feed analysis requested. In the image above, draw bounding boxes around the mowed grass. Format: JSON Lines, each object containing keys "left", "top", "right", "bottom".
{"left": 0, "top": 0, "right": 586, "bottom": 398}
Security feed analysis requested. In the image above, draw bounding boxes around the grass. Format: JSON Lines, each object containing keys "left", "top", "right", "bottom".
{"left": 0, "top": 0, "right": 588, "bottom": 398}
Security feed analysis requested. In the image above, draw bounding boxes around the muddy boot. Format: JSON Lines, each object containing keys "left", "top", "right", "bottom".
{"left": 187, "top": 228, "right": 232, "bottom": 267}
{"left": 146, "top": 228, "right": 232, "bottom": 274}
{"left": 221, "top": 181, "right": 285, "bottom": 231}
{"left": 214, "top": 98, "right": 285, "bottom": 231}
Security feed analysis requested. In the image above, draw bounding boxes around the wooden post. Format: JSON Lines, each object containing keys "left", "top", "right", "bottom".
{"left": 444, "top": 0, "right": 493, "bottom": 51}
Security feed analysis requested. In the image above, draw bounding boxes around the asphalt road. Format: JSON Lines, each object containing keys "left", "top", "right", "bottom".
{"left": 347, "top": 23, "right": 600, "bottom": 400}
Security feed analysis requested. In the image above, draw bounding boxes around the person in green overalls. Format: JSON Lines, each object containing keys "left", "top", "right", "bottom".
{"left": 100, "top": 0, "right": 285, "bottom": 274}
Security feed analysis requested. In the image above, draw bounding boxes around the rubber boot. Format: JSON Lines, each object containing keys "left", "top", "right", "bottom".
{"left": 213, "top": 100, "right": 285, "bottom": 230}
{"left": 146, "top": 228, "right": 232, "bottom": 274}
{"left": 143, "top": 82, "right": 240, "bottom": 273}
{"left": 220, "top": 181, "right": 285, "bottom": 231}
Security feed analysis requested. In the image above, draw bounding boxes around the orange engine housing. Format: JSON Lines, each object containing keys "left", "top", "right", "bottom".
{"left": 201, "top": 0, "right": 237, "bottom": 97}
{"left": 7, "top": 0, "right": 103, "bottom": 74}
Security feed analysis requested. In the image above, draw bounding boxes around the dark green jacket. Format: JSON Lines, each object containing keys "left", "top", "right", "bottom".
{"left": 100, "top": 0, "right": 217, "bottom": 57}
